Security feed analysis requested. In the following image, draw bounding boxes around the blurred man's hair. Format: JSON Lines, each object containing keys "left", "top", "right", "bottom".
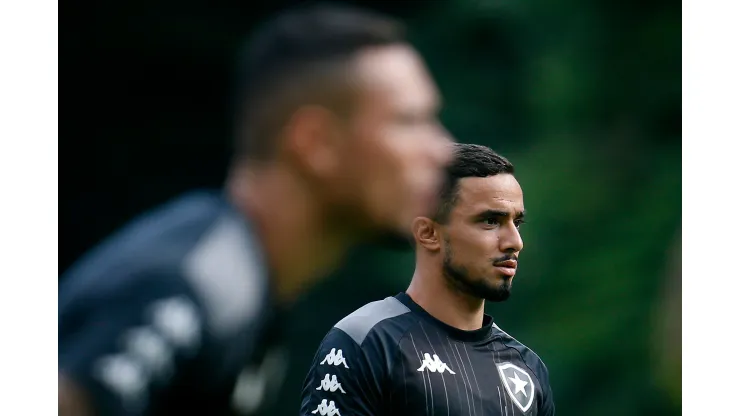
{"left": 232, "top": 3, "right": 407, "bottom": 161}
{"left": 434, "top": 143, "right": 515, "bottom": 223}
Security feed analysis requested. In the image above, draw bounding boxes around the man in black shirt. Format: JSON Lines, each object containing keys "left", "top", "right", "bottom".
{"left": 300, "top": 143, "right": 555, "bottom": 415}
{"left": 58, "top": 4, "right": 451, "bottom": 415}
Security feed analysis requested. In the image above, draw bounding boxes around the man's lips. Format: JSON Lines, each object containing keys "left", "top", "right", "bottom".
{"left": 493, "top": 259, "right": 517, "bottom": 277}
{"left": 493, "top": 259, "right": 517, "bottom": 268}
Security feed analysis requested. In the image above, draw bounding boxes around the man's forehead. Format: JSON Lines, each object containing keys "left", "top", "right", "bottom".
{"left": 455, "top": 175, "right": 524, "bottom": 211}
{"left": 354, "top": 45, "right": 439, "bottom": 107}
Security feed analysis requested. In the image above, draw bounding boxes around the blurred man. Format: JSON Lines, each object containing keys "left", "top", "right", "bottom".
{"left": 58, "top": 4, "right": 451, "bottom": 415}
{"left": 300, "top": 143, "right": 555, "bottom": 416}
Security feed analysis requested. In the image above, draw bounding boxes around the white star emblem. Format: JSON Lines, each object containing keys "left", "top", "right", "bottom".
{"left": 496, "top": 362, "right": 536, "bottom": 412}
{"left": 508, "top": 372, "right": 529, "bottom": 396}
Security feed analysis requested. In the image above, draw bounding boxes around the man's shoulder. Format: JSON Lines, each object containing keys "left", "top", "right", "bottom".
{"left": 60, "top": 190, "right": 270, "bottom": 338}
{"left": 308, "top": 296, "right": 418, "bottom": 378}
{"left": 493, "top": 323, "right": 550, "bottom": 375}
{"left": 331, "top": 295, "right": 418, "bottom": 348}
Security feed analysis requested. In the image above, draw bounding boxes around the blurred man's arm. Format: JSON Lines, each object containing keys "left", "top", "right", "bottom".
{"left": 58, "top": 272, "right": 206, "bottom": 415}
{"left": 299, "top": 328, "right": 386, "bottom": 416}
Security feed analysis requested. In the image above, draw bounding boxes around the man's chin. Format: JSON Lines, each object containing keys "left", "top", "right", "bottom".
{"left": 483, "top": 290, "right": 511, "bottom": 303}
{"left": 454, "top": 277, "right": 512, "bottom": 302}
{"left": 478, "top": 279, "right": 512, "bottom": 302}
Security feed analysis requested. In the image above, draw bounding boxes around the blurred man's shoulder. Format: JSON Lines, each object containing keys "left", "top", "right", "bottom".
{"left": 60, "top": 189, "right": 271, "bottom": 339}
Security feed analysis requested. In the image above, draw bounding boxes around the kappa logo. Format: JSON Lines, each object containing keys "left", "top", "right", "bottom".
{"left": 316, "top": 374, "right": 346, "bottom": 393}
{"left": 320, "top": 348, "right": 349, "bottom": 368}
{"left": 496, "top": 362, "right": 535, "bottom": 413}
{"left": 94, "top": 354, "right": 147, "bottom": 405}
{"left": 417, "top": 353, "right": 456, "bottom": 374}
{"left": 93, "top": 296, "right": 203, "bottom": 409}
{"left": 311, "top": 399, "right": 342, "bottom": 416}
{"left": 149, "top": 296, "right": 201, "bottom": 350}
{"left": 231, "top": 347, "right": 289, "bottom": 414}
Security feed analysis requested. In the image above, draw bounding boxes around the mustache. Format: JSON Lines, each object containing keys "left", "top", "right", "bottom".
{"left": 491, "top": 254, "right": 518, "bottom": 264}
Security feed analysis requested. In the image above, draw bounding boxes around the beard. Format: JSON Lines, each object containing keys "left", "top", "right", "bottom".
{"left": 442, "top": 237, "right": 511, "bottom": 302}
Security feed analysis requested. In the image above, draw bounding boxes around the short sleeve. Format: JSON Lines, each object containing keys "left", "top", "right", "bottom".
{"left": 299, "top": 327, "right": 387, "bottom": 416}
{"left": 58, "top": 271, "right": 206, "bottom": 415}
{"left": 538, "top": 363, "right": 556, "bottom": 415}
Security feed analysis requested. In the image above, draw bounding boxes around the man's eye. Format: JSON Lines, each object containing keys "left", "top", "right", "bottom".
{"left": 514, "top": 220, "right": 526, "bottom": 229}
{"left": 484, "top": 218, "right": 498, "bottom": 226}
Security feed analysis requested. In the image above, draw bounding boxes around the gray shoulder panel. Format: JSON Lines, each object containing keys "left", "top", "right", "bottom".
{"left": 334, "top": 296, "right": 411, "bottom": 346}
{"left": 182, "top": 213, "right": 268, "bottom": 337}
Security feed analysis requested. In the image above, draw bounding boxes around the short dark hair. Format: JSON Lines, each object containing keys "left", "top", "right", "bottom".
{"left": 434, "top": 143, "right": 515, "bottom": 223}
{"left": 232, "top": 3, "right": 406, "bottom": 161}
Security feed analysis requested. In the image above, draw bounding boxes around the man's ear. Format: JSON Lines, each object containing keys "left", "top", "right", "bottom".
{"left": 412, "top": 217, "right": 441, "bottom": 251}
{"left": 282, "top": 105, "right": 341, "bottom": 178}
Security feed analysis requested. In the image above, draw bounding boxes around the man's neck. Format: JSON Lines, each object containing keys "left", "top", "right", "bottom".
{"left": 228, "top": 163, "right": 355, "bottom": 306}
{"left": 406, "top": 260, "right": 486, "bottom": 331}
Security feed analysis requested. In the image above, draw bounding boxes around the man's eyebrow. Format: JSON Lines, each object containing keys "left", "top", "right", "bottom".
{"left": 474, "top": 209, "right": 526, "bottom": 219}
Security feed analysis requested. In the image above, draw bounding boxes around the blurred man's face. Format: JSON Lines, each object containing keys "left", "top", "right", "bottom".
{"left": 335, "top": 44, "right": 452, "bottom": 237}
{"left": 439, "top": 174, "right": 525, "bottom": 302}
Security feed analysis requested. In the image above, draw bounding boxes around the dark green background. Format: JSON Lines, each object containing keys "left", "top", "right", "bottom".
{"left": 62, "top": 0, "right": 681, "bottom": 414}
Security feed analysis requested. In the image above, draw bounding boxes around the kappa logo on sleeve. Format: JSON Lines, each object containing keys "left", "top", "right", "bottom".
{"left": 315, "top": 374, "right": 346, "bottom": 393}
{"left": 311, "top": 399, "right": 341, "bottom": 416}
{"left": 319, "top": 348, "right": 349, "bottom": 368}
